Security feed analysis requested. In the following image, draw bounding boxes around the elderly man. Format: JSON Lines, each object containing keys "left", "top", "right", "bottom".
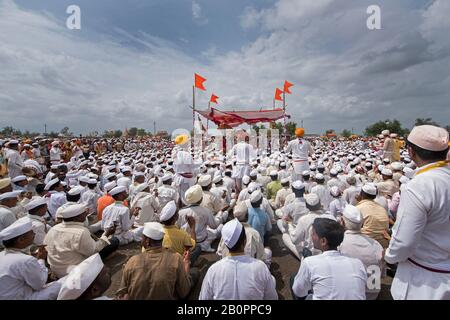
{"left": 0, "top": 217, "right": 64, "bottom": 299}
{"left": 292, "top": 218, "right": 367, "bottom": 300}
{"left": 131, "top": 183, "right": 160, "bottom": 225}
{"left": 157, "top": 173, "right": 179, "bottom": 210}
{"left": 339, "top": 205, "right": 384, "bottom": 300}
{"left": 385, "top": 125, "right": 450, "bottom": 300}
{"left": 199, "top": 174, "right": 224, "bottom": 215}
{"left": 276, "top": 181, "right": 308, "bottom": 234}
{"left": 356, "top": 184, "right": 390, "bottom": 249}
{"left": 376, "top": 168, "right": 399, "bottom": 199}
{"left": 199, "top": 219, "right": 277, "bottom": 300}
{"left": 177, "top": 185, "right": 223, "bottom": 252}
{"left": 286, "top": 128, "right": 314, "bottom": 182}
{"left": 44, "top": 204, "right": 119, "bottom": 278}
{"left": 117, "top": 222, "right": 194, "bottom": 300}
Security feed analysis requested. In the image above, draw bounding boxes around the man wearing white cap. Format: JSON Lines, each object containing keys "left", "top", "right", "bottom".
{"left": 227, "top": 131, "right": 256, "bottom": 193}
{"left": 0, "top": 191, "right": 20, "bottom": 233}
{"left": 58, "top": 253, "right": 112, "bottom": 300}
{"left": 342, "top": 176, "right": 361, "bottom": 206}
{"left": 172, "top": 134, "right": 196, "bottom": 206}
{"left": 25, "top": 198, "right": 51, "bottom": 246}
{"left": 356, "top": 184, "right": 390, "bottom": 249}
{"left": 117, "top": 221, "right": 194, "bottom": 300}
{"left": 292, "top": 218, "right": 366, "bottom": 300}
{"left": 328, "top": 186, "right": 346, "bottom": 219}
{"left": 131, "top": 183, "right": 160, "bottom": 225}
{"left": 376, "top": 168, "right": 398, "bottom": 199}
{"left": 310, "top": 173, "right": 332, "bottom": 211}
{"left": 44, "top": 165, "right": 59, "bottom": 185}
{"left": 266, "top": 170, "right": 281, "bottom": 202}
{"left": 81, "top": 179, "right": 101, "bottom": 217}
{"left": 199, "top": 175, "right": 225, "bottom": 215}
{"left": 282, "top": 193, "right": 335, "bottom": 260}
{"left": 45, "top": 179, "right": 67, "bottom": 221}
{"left": 101, "top": 186, "right": 142, "bottom": 245}
{"left": 157, "top": 172, "right": 179, "bottom": 210}
{"left": 339, "top": 205, "right": 384, "bottom": 300}
{"left": 210, "top": 174, "right": 231, "bottom": 207}
{"left": 276, "top": 181, "right": 308, "bottom": 234}
{"left": 97, "top": 181, "right": 116, "bottom": 221}
{"left": 177, "top": 185, "right": 222, "bottom": 252}
{"left": 272, "top": 177, "right": 292, "bottom": 210}
{"left": 5, "top": 140, "right": 23, "bottom": 179}
{"left": 44, "top": 204, "right": 119, "bottom": 278}
{"left": 199, "top": 219, "right": 277, "bottom": 300}
{"left": 159, "top": 201, "right": 200, "bottom": 266}
{"left": 0, "top": 217, "right": 63, "bottom": 299}
{"left": 385, "top": 125, "right": 450, "bottom": 300}
{"left": 246, "top": 190, "right": 272, "bottom": 244}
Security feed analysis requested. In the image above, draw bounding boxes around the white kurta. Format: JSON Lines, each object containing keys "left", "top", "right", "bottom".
{"left": 292, "top": 250, "right": 367, "bottom": 300}
{"left": 81, "top": 189, "right": 101, "bottom": 216}
{"left": 199, "top": 255, "right": 278, "bottom": 300}
{"left": 131, "top": 192, "right": 160, "bottom": 225}
{"left": 101, "top": 202, "right": 136, "bottom": 244}
{"left": 0, "top": 249, "right": 62, "bottom": 300}
{"left": 6, "top": 149, "right": 23, "bottom": 178}
{"left": 0, "top": 206, "right": 17, "bottom": 232}
{"left": 385, "top": 163, "right": 450, "bottom": 300}
{"left": 286, "top": 138, "right": 313, "bottom": 178}
{"left": 228, "top": 142, "right": 255, "bottom": 179}
{"left": 27, "top": 214, "right": 50, "bottom": 246}
{"left": 47, "top": 191, "right": 67, "bottom": 219}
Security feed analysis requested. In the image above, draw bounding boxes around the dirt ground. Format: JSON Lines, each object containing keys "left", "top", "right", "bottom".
{"left": 104, "top": 227, "right": 393, "bottom": 300}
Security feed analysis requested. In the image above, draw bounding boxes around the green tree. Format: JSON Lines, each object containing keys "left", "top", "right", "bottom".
{"left": 341, "top": 129, "right": 352, "bottom": 138}
{"left": 325, "top": 129, "right": 335, "bottom": 135}
{"left": 364, "top": 119, "right": 408, "bottom": 137}
{"left": 285, "top": 122, "right": 297, "bottom": 137}
{"left": 1, "top": 126, "right": 14, "bottom": 136}
{"left": 136, "top": 128, "right": 146, "bottom": 136}
{"left": 113, "top": 130, "right": 123, "bottom": 138}
{"left": 60, "top": 126, "right": 72, "bottom": 136}
{"left": 414, "top": 118, "right": 439, "bottom": 127}
{"left": 128, "top": 127, "right": 138, "bottom": 137}
{"left": 49, "top": 131, "right": 59, "bottom": 138}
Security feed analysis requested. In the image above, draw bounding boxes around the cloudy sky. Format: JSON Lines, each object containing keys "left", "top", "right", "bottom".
{"left": 1, "top": 0, "right": 449, "bottom": 135}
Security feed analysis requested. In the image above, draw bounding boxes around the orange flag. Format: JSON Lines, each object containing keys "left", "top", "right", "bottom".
{"left": 194, "top": 73, "right": 207, "bottom": 91}
{"left": 210, "top": 94, "right": 219, "bottom": 104}
{"left": 274, "top": 88, "right": 283, "bottom": 101}
{"left": 284, "top": 80, "right": 294, "bottom": 94}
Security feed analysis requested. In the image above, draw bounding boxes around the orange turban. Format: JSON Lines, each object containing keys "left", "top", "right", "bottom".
{"left": 295, "top": 128, "right": 305, "bottom": 137}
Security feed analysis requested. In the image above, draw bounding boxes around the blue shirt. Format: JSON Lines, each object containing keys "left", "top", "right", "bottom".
{"left": 248, "top": 206, "right": 271, "bottom": 240}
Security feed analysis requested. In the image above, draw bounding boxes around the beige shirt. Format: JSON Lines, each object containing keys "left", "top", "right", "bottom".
{"left": 43, "top": 221, "right": 109, "bottom": 278}
{"left": 376, "top": 179, "right": 399, "bottom": 198}
{"left": 217, "top": 223, "right": 265, "bottom": 260}
{"left": 200, "top": 190, "right": 223, "bottom": 214}
{"left": 357, "top": 200, "right": 390, "bottom": 248}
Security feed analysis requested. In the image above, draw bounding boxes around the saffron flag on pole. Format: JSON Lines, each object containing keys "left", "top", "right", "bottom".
{"left": 274, "top": 88, "right": 283, "bottom": 101}
{"left": 210, "top": 94, "right": 219, "bottom": 104}
{"left": 194, "top": 73, "right": 207, "bottom": 91}
{"left": 283, "top": 80, "right": 294, "bottom": 94}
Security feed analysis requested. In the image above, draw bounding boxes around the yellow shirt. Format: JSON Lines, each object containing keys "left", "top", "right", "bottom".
{"left": 162, "top": 225, "right": 196, "bottom": 256}
{"left": 357, "top": 200, "right": 390, "bottom": 248}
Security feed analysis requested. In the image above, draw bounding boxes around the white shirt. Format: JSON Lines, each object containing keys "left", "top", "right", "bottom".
{"left": 228, "top": 142, "right": 256, "bottom": 165}
{"left": 47, "top": 191, "right": 67, "bottom": 219}
{"left": 217, "top": 223, "right": 265, "bottom": 261}
{"left": 310, "top": 184, "right": 332, "bottom": 210}
{"left": 343, "top": 185, "right": 361, "bottom": 206}
{"left": 292, "top": 250, "right": 367, "bottom": 300}
{"left": 6, "top": 149, "right": 23, "bottom": 178}
{"left": 81, "top": 188, "right": 101, "bottom": 216}
{"left": 157, "top": 185, "right": 179, "bottom": 210}
{"left": 199, "top": 255, "right": 277, "bottom": 300}
{"left": 49, "top": 147, "right": 61, "bottom": 163}
{"left": 101, "top": 202, "right": 134, "bottom": 235}
{"left": 328, "top": 198, "right": 346, "bottom": 218}
{"left": 286, "top": 138, "right": 314, "bottom": 161}
{"left": 0, "top": 249, "right": 59, "bottom": 300}
{"left": 27, "top": 214, "right": 50, "bottom": 246}
{"left": 281, "top": 197, "right": 309, "bottom": 225}
{"left": 177, "top": 205, "right": 221, "bottom": 243}
{"left": 131, "top": 192, "right": 160, "bottom": 225}
{"left": 0, "top": 205, "right": 17, "bottom": 232}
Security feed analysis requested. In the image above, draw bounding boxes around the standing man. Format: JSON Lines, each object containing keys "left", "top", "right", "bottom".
{"left": 382, "top": 130, "right": 395, "bottom": 162}
{"left": 286, "top": 128, "right": 314, "bottom": 182}
{"left": 228, "top": 131, "right": 256, "bottom": 193}
{"left": 49, "top": 141, "right": 63, "bottom": 166}
{"left": 5, "top": 140, "right": 23, "bottom": 179}
{"left": 385, "top": 125, "right": 450, "bottom": 300}
{"left": 173, "top": 134, "right": 196, "bottom": 206}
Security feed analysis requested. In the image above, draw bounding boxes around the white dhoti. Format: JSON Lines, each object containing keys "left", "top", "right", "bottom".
{"left": 391, "top": 261, "right": 450, "bottom": 300}
{"left": 292, "top": 160, "right": 309, "bottom": 182}
{"left": 232, "top": 164, "right": 251, "bottom": 179}
{"left": 174, "top": 174, "right": 196, "bottom": 205}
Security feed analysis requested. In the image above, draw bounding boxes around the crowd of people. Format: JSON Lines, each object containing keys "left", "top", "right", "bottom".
{"left": 0, "top": 124, "right": 449, "bottom": 300}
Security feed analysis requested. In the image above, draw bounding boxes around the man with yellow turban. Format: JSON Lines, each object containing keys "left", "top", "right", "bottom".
{"left": 173, "top": 134, "right": 196, "bottom": 206}
{"left": 286, "top": 128, "right": 314, "bottom": 181}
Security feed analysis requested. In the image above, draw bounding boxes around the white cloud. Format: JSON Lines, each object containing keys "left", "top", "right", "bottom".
{"left": 1, "top": 0, "right": 449, "bottom": 136}
{"left": 192, "top": 1, "right": 208, "bottom": 25}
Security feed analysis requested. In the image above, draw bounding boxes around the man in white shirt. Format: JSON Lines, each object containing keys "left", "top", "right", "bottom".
{"left": 25, "top": 197, "right": 51, "bottom": 246}
{"left": 285, "top": 128, "right": 314, "bottom": 182}
{"left": 0, "top": 191, "right": 20, "bottom": 232}
{"left": 199, "top": 218, "right": 277, "bottom": 300}
{"left": 385, "top": 125, "right": 450, "bottom": 300}
{"left": 5, "top": 141, "right": 23, "bottom": 179}
{"left": 343, "top": 176, "right": 361, "bottom": 206}
{"left": 228, "top": 132, "right": 256, "bottom": 192}
{"left": 173, "top": 135, "right": 196, "bottom": 205}
{"left": 0, "top": 217, "right": 64, "bottom": 299}
{"left": 292, "top": 218, "right": 367, "bottom": 300}
{"left": 49, "top": 141, "right": 63, "bottom": 165}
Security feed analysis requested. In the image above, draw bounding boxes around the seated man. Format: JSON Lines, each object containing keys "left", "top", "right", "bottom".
{"left": 101, "top": 186, "right": 143, "bottom": 245}
{"left": 292, "top": 218, "right": 367, "bottom": 300}
{"left": 339, "top": 205, "right": 384, "bottom": 300}
{"left": 200, "top": 219, "right": 277, "bottom": 300}
{"left": 0, "top": 217, "right": 64, "bottom": 299}
{"left": 57, "top": 253, "right": 112, "bottom": 300}
{"left": 276, "top": 181, "right": 308, "bottom": 234}
{"left": 246, "top": 190, "right": 272, "bottom": 245}
{"left": 159, "top": 201, "right": 201, "bottom": 267}
{"left": 44, "top": 204, "right": 118, "bottom": 278}
{"left": 116, "top": 222, "right": 195, "bottom": 300}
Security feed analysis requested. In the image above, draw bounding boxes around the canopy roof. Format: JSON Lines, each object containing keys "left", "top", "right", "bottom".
{"left": 196, "top": 107, "right": 288, "bottom": 128}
